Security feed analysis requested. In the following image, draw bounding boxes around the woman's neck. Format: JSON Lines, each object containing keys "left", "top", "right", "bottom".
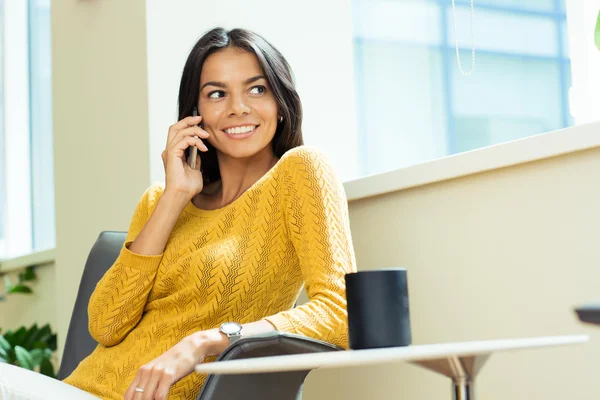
{"left": 210, "top": 147, "right": 278, "bottom": 207}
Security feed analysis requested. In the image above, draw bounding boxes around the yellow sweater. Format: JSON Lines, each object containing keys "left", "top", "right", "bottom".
{"left": 63, "top": 146, "right": 357, "bottom": 400}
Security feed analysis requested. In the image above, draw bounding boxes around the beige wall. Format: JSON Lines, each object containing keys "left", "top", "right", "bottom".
{"left": 51, "top": 0, "right": 151, "bottom": 356}
{"left": 302, "top": 146, "right": 600, "bottom": 399}
{"left": 0, "top": 262, "right": 56, "bottom": 332}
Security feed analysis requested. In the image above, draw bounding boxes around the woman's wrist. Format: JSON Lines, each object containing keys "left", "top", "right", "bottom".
{"left": 189, "top": 329, "right": 229, "bottom": 358}
{"left": 161, "top": 188, "right": 193, "bottom": 211}
{"left": 188, "top": 320, "right": 278, "bottom": 360}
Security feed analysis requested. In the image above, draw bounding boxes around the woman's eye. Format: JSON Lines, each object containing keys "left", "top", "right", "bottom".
{"left": 249, "top": 85, "right": 266, "bottom": 95}
{"left": 208, "top": 91, "right": 225, "bottom": 99}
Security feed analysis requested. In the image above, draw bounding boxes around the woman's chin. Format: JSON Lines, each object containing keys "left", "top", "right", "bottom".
{"left": 218, "top": 142, "right": 270, "bottom": 160}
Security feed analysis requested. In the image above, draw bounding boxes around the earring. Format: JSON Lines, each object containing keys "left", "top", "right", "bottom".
{"left": 279, "top": 115, "right": 283, "bottom": 122}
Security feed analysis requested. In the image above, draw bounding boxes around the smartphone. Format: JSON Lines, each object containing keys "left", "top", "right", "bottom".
{"left": 188, "top": 108, "right": 200, "bottom": 169}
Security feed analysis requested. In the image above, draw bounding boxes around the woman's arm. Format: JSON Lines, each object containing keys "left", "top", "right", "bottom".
{"left": 261, "top": 147, "right": 357, "bottom": 348}
{"left": 88, "top": 185, "right": 189, "bottom": 347}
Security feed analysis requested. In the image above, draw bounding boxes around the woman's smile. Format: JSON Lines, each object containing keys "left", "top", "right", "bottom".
{"left": 222, "top": 124, "right": 259, "bottom": 140}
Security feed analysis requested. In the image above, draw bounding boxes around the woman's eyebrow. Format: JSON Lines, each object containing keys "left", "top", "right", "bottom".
{"left": 200, "top": 75, "right": 266, "bottom": 91}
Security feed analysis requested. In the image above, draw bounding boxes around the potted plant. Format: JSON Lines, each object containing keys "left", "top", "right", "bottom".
{"left": 0, "top": 323, "right": 58, "bottom": 378}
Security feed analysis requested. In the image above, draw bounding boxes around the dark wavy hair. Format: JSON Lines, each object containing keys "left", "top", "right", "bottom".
{"left": 177, "top": 27, "right": 304, "bottom": 187}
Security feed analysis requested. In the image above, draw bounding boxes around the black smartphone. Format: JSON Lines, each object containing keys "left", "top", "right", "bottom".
{"left": 187, "top": 108, "right": 199, "bottom": 169}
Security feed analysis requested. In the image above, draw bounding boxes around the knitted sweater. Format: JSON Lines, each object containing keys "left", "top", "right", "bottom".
{"left": 63, "top": 146, "right": 357, "bottom": 400}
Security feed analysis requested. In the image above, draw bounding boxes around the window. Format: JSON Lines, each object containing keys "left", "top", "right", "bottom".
{"left": 0, "top": 0, "right": 5, "bottom": 249}
{"left": 0, "top": 0, "right": 54, "bottom": 258}
{"left": 29, "top": 0, "right": 54, "bottom": 253}
{"left": 353, "top": 0, "right": 572, "bottom": 176}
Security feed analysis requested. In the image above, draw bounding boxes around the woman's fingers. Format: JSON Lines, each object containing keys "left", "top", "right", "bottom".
{"left": 163, "top": 136, "right": 208, "bottom": 164}
{"left": 166, "top": 116, "right": 202, "bottom": 144}
{"left": 124, "top": 376, "right": 140, "bottom": 400}
{"left": 167, "top": 126, "right": 209, "bottom": 150}
{"left": 126, "top": 366, "right": 151, "bottom": 400}
{"left": 141, "top": 366, "right": 164, "bottom": 400}
{"left": 154, "top": 368, "right": 177, "bottom": 400}
{"left": 176, "top": 135, "right": 209, "bottom": 153}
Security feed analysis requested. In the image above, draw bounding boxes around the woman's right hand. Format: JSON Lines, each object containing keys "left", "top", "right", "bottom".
{"left": 162, "top": 115, "right": 210, "bottom": 200}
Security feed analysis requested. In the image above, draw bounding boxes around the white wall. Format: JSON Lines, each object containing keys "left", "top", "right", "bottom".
{"left": 145, "top": 0, "right": 358, "bottom": 183}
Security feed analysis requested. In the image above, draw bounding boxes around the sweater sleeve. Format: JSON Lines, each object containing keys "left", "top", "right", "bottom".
{"left": 88, "top": 183, "right": 165, "bottom": 347}
{"left": 264, "top": 147, "right": 357, "bottom": 349}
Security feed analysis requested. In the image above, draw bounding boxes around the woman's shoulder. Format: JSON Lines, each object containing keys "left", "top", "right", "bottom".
{"left": 279, "top": 145, "right": 334, "bottom": 172}
{"left": 278, "top": 145, "right": 343, "bottom": 194}
{"left": 139, "top": 181, "right": 166, "bottom": 211}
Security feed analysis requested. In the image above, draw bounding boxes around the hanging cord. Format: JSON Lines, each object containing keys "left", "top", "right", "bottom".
{"left": 451, "top": 0, "right": 476, "bottom": 76}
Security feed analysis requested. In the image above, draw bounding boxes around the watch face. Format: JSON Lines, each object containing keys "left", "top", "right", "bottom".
{"left": 221, "top": 322, "right": 242, "bottom": 335}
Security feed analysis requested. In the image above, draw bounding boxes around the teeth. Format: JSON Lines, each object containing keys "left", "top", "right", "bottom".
{"left": 225, "top": 125, "right": 256, "bottom": 135}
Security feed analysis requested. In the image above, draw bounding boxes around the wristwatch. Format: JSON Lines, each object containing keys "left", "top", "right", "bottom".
{"left": 219, "top": 322, "right": 243, "bottom": 345}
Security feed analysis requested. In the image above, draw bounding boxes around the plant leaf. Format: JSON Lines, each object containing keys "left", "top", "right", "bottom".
{"left": 14, "top": 346, "right": 34, "bottom": 370}
{"left": 0, "top": 335, "right": 14, "bottom": 363}
{"left": 47, "top": 334, "right": 57, "bottom": 351}
{"left": 595, "top": 10, "right": 600, "bottom": 52}
{"left": 8, "top": 285, "right": 33, "bottom": 294}
{"left": 0, "top": 335, "right": 11, "bottom": 353}
{"left": 21, "top": 266, "right": 37, "bottom": 282}
{"left": 40, "top": 357, "right": 55, "bottom": 378}
{"left": 21, "top": 323, "right": 39, "bottom": 351}
{"left": 29, "top": 348, "right": 44, "bottom": 367}
{"left": 32, "top": 341, "right": 47, "bottom": 350}
{"left": 0, "top": 346, "right": 8, "bottom": 360}
{"left": 8, "top": 327, "right": 27, "bottom": 347}
{"left": 35, "top": 324, "right": 52, "bottom": 348}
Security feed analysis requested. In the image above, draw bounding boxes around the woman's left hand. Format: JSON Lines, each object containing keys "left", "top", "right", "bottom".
{"left": 124, "top": 329, "right": 227, "bottom": 400}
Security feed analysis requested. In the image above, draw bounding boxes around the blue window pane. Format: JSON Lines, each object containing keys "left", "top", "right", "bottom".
{"left": 353, "top": 0, "right": 571, "bottom": 177}
{"left": 29, "top": 0, "right": 55, "bottom": 251}
{"left": 459, "top": 0, "right": 555, "bottom": 12}
{"left": 560, "top": 20, "right": 569, "bottom": 58}
{"left": 355, "top": 39, "right": 447, "bottom": 176}
{"left": 447, "top": 5, "right": 559, "bottom": 57}
{"left": 451, "top": 51, "right": 564, "bottom": 153}
{"left": 353, "top": 0, "right": 441, "bottom": 46}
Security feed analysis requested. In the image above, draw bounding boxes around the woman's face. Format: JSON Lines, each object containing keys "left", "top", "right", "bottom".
{"left": 198, "top": 47, "right": 279, "bottom": 160}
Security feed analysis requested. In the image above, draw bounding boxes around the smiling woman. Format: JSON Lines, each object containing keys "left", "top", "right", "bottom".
{"left": 177, "top": 28, "right": 303, "bottom": 192}
{"left": 0, "top": 27, "right": 357, "bottom": 400}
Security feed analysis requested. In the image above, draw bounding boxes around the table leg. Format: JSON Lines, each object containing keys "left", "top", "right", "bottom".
{"left": 411, "top": 353, "right": 490, "bottom": 400}
{"left": 452, "top": 379, "right": 474, "bottom": 400}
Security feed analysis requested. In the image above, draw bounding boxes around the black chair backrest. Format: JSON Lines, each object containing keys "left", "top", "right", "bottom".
{"left": 58, "top": 231, "right": 127, "bottom": 379}
{"left": 198, "top": 332, "right": 340, "bottom": 400}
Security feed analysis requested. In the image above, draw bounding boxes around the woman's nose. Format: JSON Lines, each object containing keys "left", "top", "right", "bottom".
{"left": 227, "top": 94, "right": 251, "bottom": 117}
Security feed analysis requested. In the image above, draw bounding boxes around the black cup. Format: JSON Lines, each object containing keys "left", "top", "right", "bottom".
{"left": 345, "top": 268, "right": 411, "bottom": 349}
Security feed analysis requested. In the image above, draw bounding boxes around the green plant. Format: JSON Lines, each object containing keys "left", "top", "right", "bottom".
{"left": 0, "top": 266, "right": 37, "bottom": 301}
{"left": 0, "top": 323, "right": 58, "bottom": 378}
{"left": 595, "top": 9, "right": 600, "bottom": 51}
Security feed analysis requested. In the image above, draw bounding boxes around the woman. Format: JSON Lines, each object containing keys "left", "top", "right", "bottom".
{"left": 0, "top": 27, "right": 356, "bottom": 400}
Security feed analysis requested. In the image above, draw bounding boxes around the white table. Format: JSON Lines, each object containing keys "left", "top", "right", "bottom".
{"left": 196, "top": 334, "right": 589, "bottom": 400}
